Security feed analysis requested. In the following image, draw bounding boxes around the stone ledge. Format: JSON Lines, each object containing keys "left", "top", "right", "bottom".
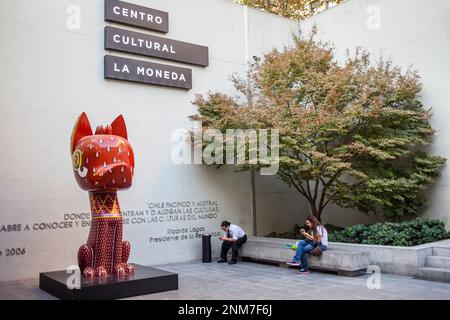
{"left": 239, "top": 237, "right": 370, "bottom": 277}
{"left": 329, "top": 241, "right": 432, "bottom": 276}
{"left": 240, "top": 237, "right": 450, "bottom": 277}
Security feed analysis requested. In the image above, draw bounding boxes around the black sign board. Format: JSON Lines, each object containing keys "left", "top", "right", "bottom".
{"left": 105, "top": 27, "right": 209, "bottom": 67}
{"left": 105, "top": 0, "right": 169, "bottom": 33}
{"left": 104, "top": 55, "right": 192, "bottom": 90}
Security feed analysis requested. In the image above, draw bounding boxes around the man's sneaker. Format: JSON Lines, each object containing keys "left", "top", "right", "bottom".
{"left": 286, "top": 261, "right": 300, "bottom": 267}
{"left": 217, "top": 258, "right": 227, "bottom": 263}
{"left": 297, "top": 268, "right": 310, "bottom": 275}
{"left": 228, "top": 260, "right": 237, "bottom": 265}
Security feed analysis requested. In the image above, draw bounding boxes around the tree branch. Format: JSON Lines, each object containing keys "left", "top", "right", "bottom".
{"left": 306, "top": 180, "right": 312, "bottom": 199}
{"left": 313, "top": 177, "right": 320, "bottom": 202}
{"left": 278, "top": 168, "right": 309, "bottom": 199}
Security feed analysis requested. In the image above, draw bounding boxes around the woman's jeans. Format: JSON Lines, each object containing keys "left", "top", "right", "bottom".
{"left": 292, "top": 240, "right": 327, "bottom": 270}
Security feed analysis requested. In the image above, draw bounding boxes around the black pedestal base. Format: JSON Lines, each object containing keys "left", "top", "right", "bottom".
{"left": 39, "top": 264, "right": 178, "bottom": 300}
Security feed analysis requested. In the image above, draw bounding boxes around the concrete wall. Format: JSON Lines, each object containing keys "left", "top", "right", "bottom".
{"left": 330, "top": 242, "right": 432, "bottom": 276}
{"left": 1, "top": 0, "right": 448, "bottom": 281}
{"left": 299, "top": 0, "right": 450, "bottom": 228}
{"left": 0, "top": 0, "right": 300, "bottom": 281}
{"left": 242, "top": 236, "right": 439, "bottom": 277}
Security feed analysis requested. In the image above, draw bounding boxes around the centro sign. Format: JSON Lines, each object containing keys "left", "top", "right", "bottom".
{"left": 105, "top": 0, "right": 169, "bottom": 33}
{"left": 103, "top": 0, "right": 209, "bottom": 90}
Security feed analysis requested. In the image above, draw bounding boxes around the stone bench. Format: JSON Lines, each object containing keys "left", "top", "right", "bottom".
{"left": 239, "top": 237, "right": 370, "bottom": 276}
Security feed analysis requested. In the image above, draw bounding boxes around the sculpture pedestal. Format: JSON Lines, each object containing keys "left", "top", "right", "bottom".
{"left": 39, "top": 264, "right": 178, "bottom": 300}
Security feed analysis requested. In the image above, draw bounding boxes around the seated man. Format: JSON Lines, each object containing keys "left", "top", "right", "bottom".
{"left": 217, "top": 221, "right": 247, "bottom": 265}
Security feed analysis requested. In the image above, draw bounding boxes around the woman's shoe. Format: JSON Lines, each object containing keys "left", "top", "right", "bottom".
{"left": 297, "top": 268, "right": 310, "bottom": 275}
{"left": 217, "top": 258, "right": 227, "bottom": 263}
{"left": 286, "top": 261, "right": 300, "bottom": 266}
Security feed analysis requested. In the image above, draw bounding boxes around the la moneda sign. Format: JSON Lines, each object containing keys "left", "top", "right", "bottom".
{"left": 105, "top": 0, "right": 169, "bottom": 33}
{"left": 104, "top": 0, "right": 208, "bottom": 90}
{"left": 105, "top": 55, "right": 192, "bottom": 89}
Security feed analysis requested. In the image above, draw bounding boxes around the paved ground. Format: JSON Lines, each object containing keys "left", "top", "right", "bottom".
{"left": 0, "top": 260, "right": 449, "bottom": 300}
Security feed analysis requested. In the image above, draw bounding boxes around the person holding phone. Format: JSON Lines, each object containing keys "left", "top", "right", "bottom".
{"left": 217, "top": 221, "right": 247, "bottom": 265}
{"left": 287, "top": 215, "right": 328, "bottom": 274}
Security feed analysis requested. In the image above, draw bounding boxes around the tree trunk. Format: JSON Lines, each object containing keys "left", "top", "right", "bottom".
{"left": 308, "top": 199, "right": 322, "bottom": 222}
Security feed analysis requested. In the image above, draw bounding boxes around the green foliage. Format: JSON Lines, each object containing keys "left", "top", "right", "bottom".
{"left": 266, "top": 223, "right": 304, "bottom": 239}
{"left": 267, "top": 231, "right": 302, "bottom": 239}
{"left": 235, "top": 0, "right": 343, "bottom": 20}
{"left": 191, "top": 33, "right": 446, "bottom": 220}
{"left": 329, "top": 219, "right": 450, "bottom": 246}
{"left": 267, "top": 222, "right": 344, "bottom": 240}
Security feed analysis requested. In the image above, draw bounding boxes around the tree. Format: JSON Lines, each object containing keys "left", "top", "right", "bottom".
{"left": 190, "top": 33, "right": 446, "bottom": 220}
{"left": 235, "top": 0, "right": 343, "bottom": 20}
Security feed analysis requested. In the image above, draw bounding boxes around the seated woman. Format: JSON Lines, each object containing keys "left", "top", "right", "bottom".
{"left": 287, "top": 215, "right": 328, "bottom": 274}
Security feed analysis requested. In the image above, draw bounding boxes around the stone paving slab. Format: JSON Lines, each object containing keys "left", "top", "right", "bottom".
{"left": 0, "top": 261, "right": 449, "bottom": 300}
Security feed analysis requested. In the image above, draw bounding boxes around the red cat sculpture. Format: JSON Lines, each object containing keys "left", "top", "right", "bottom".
{"left": 70, "top": 113, "right": 135, "bottom": 278}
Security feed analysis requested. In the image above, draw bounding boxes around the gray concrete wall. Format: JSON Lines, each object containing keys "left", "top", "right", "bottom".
{"left": 299, "top": 0, "right": 450, "bottom": 228}
{"left": 0, "top": 0, "right": 300, "bottom": 281}
{"left": 1, "top": 0, "right": 448, "bottom": 281}
{"left": 241, "top": 236, "right": 440, "bottom": 277}
{"left": 330, "top": 242, "right": 432, "bottom": 276}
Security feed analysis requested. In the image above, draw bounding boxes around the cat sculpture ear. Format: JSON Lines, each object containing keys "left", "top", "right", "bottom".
{"left": 110, "top": 114, "right": 128, "bottom": 140}
{"left": 70, "top": 112, "right": 93, "bottom": 154}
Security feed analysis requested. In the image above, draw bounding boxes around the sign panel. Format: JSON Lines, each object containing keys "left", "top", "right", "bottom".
{"left": 105, "top": 27, "right": 209, "bottom": 67}
{"left": 105, "top": 0, "right": 169, "bottom": 33}
{"left": 104, "top": 55, "right": 192, "bottom": 90}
